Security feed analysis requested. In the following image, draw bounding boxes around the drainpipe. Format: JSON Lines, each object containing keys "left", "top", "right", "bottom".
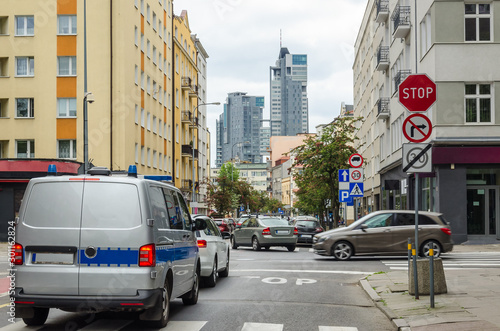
{"left": 110, "top": 0, "right": 113, "bottom": 170}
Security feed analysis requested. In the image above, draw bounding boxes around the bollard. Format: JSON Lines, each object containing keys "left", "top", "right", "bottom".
{"left": 407, "top": 238, "right": 412, "bottom": 271}
{"left": 413, "top": 245, "right": 419, "bottom": 299}
{"left": 430, "top": 248, "right": 434, "bottom": 308}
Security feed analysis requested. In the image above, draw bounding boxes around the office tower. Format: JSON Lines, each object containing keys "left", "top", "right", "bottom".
{"left": 270, "top": 47, "right": 308, "bottom": 136}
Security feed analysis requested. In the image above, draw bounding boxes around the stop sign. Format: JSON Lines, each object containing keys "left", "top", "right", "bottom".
{"left": 398, "top": 74, "right": 437, "bottom": 112}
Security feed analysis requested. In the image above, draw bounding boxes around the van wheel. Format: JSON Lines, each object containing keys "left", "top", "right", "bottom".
{"left": 150, "top": 281, "right": 170, "bottom": 328}
{"left": 219, "top": 252, "right": 229, "bottom": 278}
{"left": 182, "top": 263, "right": 200, "bottom": 305}
{"left": 231, "top": 235, "right": 238, "bottom": 249}
{"left": 252, "top": 236, "right": 261, "bottom": 251}
{"left": 204, "top": 257, "right": 217, "bottom": 288}
{"left": 23, "top": 308, "right": 49, "bottom": 326}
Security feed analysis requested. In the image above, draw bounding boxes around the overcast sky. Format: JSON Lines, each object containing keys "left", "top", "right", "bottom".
{"left": 173, "top": 0, "right": 368, "bottom": 165}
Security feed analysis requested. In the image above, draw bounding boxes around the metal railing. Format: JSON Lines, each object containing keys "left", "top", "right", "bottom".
{"left": 377, "top": 46, "right": 389, "bottom": 66}
{"left": 181, "top": 77, "right": 192, "bottom": 89}
{"left": 394, "top": 70, "right": 411, "bottom": 91}
{"left": 181, "top": 179, "right": 192, "bottom": 191}
{"left": 377, "top": 97, "right": 390, "bottom": 116}
{"left": 391, "top": 5, "right": 411, "bottom": 32}
{"left": 181, "top": 111, "right": 192, "bottom": 123}
{"left": 376, "top": 0, "right": 389, "bottom": 16}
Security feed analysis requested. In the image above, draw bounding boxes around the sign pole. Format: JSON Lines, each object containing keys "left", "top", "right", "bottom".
{"left": 414, "top": 172, "right": 419, "bottom": 299}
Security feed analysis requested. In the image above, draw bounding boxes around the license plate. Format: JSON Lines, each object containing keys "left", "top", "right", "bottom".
{"left": 275, "top": 230, "right": 290, "bottom": 235}
{"left": 32, "top": 253, "right": 74, "bottom": 265}
{"left": 300, "top": 235, "right": 312, "bottom": 238}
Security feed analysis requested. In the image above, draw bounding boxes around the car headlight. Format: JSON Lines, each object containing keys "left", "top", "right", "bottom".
{"left": 313, "top": 236, "right": 327, "bottom": 244}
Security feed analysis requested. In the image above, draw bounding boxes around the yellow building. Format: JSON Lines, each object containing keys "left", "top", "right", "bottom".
{"left": 0, "top": 1, "right": 209, "bottom": 205}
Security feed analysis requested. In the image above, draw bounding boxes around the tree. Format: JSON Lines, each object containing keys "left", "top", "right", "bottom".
{"left": 290, "top": 116, "right": 363, "bottom": 227}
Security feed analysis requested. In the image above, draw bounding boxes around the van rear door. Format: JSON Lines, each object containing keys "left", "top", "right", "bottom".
{"left": 18, "top": 180, "right": 83, "bottom": 295}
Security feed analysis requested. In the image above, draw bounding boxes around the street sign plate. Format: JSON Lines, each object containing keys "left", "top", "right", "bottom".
{"left": 349, "top": 168, "right": 363, "bottom": 183}
{"left": 339, "top": 190, "right": 351, "bottom": 203}
{"left": 402, "top": 143, "right": 433, "bottom": 173}
{"left": 349, "top": 182, "right": 364, "bottom": 197}
{"left": 402, "top": 114, "right": 432, "bottom": 143}
{"left": 339, "top": 182, "right": 349, "bottom": 190}
{"left": 339, "top": 169, "right": 349, "bottom": 182}
{"left": 349, "top": 154, "right": 363, "bottom": 168}
{"left": 398, "top": 74, "right": 437, "bottom": 112}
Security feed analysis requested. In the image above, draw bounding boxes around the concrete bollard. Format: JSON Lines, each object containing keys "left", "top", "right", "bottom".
{"left": 409, "top": 258, "right": 447, "bottom": 295}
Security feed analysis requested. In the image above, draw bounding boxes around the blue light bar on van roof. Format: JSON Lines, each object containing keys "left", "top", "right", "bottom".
{"left": 128, "top": 165, "right": 138, "bottom": 178}
{"left": 47, "top": 164, "right": 57, "bottom": 176}
{"left": 144, "top": 175, "right": 173, "bottom": 182}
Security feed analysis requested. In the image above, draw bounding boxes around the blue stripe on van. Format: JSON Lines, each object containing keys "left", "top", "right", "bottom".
{"left": 156, "top": 245, "right": 175, "bottom": 264}
{"left": 79, "top": 247, "right": 138, "bottom": 267}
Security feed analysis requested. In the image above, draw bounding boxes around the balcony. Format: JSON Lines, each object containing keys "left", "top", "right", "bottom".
{"left": 391, "top": 5, "right": 411, "bottom": 38}
{"left": 181, "top": 111, "right": 193, "bottom": 123}
{"left": 375, "top": 0, "right": 389, "bottom": 23}
{"left": 181, "top": 144, "right": 199, "bottom": 158}
{"left": 181, "top": 179, "right": 192, "bottom": 191}
{"left": 394, "top": 70, "right": 411, "bottom": 91}
{"left": 376, "top": 46, "right": 389, "bottom": 71}
{"left": 189, "top": 84, "right": 198, "bottom": 98}
{"left": 181, "top": 77, "right": 192, "bottom": 90}
{"left": 376, "top": 97, "right": 390, "bottom": 120}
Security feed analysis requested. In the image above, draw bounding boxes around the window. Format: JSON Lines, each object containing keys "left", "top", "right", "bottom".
{"left": 147, "top": 40, "right": 150, "bottom": 58}
{"left": 58, "top": 56, "right": 76, "bottom": 76}
{"left": 465, "top": 83, "right": 492, "bottom": 123}
{"left": 16, "top": 98, "right": 34, "bottom": 118}
{"left": 57, "top": 98, "right": 76, "bottom": 117}
{"left": 135, "top": 65, "right": 138, "bottom": 85}
{"left": 465, "top": 3, "right": 491, "bottom": 41}
{"left": 153, "top": 150, "right": 157, "bottom": 168}
{"left": 153, "top": 115, "right": 157, "bottom": 133}
{"left": 175, "top": 124, "right": 179, "bottom": 142}
{"left": 16, "top": 56, "right": 34, "bottom": 76}
{"left": 15, "top": 16, "right": 34, "bottom": 36}
{"left": 147, "top": 112, "right": 151, "bottom": 130}
{"left": 58, "top": 140, "right": 77, "bottom": 159}
{"left": 141, "top": 108, "right": 145, "bottom": 127}
{"left": 147, "top": 148, "right": 151, "bottom": 167}
{"left": 134, "top": 26, "right": 138, "bottom": 46}
{"left": 141, "top": 33, "right": 144, "bottom": 52}
{"left": 153, "top": 46, "right": 157, "bottom": 65}
{"left": 176, "top": 159, "right": 179, "bottom": 178}
{"left": 140, "top": 0, "right": 144, "bottom": 15}
{"left": 153, "top": 81, "right": 157, "bottom": 99}
{"left": 141, "top": 70, "right": 144, "bottom": 90}
{"left": 57, "top": 15, "right": 76, "bottom": 35}
{"left": 141, "top": 146, "right": 145, "bottom": 164}
{"left": 135, "top": 105, "right": 139, "bottom": 124}
{"left": 16, "top": 140, "right": 35, "bottom": 158}
{"left": 153, "top": 12, "right": 157, "bottom": 30}
{"left": 147, "top": 76, "right": 151, "bottom": 94}
{"left": 147, "top": 5, "right": 150, "bottom": 23}
{"left": 135, "top": 143, "right": 139, "bottom": 163}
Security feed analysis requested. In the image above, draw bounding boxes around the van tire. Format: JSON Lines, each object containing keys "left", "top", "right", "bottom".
{"left": 182, "top": 263, "right": 200, "bottom": 305}
{"left": 150, "top": 281, "right": 170, "bottom": 328}
{"left": 23, "top": 308, "right": 49, "bottom": 326}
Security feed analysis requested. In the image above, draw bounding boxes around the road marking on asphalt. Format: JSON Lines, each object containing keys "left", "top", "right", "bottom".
{"left": 80, "top": 319, "right": 134, "bottom": 330}
{"left": 319, "top": 327, "right": 358, "bottom": 331}
{"left": 242, "top": 322, "right": 283, "bottom": 331}
{"left": 0, "top": 303, "right": 10, "bottom": 308}
{"left": 164, "top": 321, "right": 208, "bottom": 331}
{"left": 232, "top": 269, "right": 373, "bottom": 275}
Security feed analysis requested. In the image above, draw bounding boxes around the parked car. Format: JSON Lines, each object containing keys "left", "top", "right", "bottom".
{"left": 293, "top": 216, "right": 324, "bottom": 243}
{"left": 313, "top": 210, "right": 453, "bottom": 260}
{"left": 214, "top": 218, "right": 233, "bottom": 233}
{"left": 236, "top": 214, "right": 252, "bottom": 226}
{"left": 231, "top": 217, "right": 298, "bottom": 251}
{"left": 11, "top": 165, "right": 207, "bottom": 328}
{"left": 193, "top": 216, "right": 230, "bottom": 287}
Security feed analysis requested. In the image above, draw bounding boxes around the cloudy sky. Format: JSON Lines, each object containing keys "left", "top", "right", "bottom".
{"left": 173, "top": 0, "right": 368, "bottom": 164}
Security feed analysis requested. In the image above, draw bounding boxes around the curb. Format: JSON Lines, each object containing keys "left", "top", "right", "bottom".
{"left": 359, "top": 277, "right": 410, "bottom": 331}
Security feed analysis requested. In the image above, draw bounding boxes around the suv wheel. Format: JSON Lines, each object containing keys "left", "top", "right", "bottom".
{"left": 420, "top": 240, "right": 442, "bottom": 258}
{"left": 332, "top": 241, "right": 353, "bottom": 261}
{"left": 182, "top": 263, "right": 200, "bottom": 305}
{"left": 22, "top": 308, "right": 49, "bottom": 326}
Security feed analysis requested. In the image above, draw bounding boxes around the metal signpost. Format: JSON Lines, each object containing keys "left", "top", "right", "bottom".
{"left": 339, "top": 154, "right": 364, "bottom": 224}
{"left": 399, "top": 73, "right": 436, "bottom": 299}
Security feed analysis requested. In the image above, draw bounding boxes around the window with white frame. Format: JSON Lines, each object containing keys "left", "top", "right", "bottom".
{"left": 15, "top": 16, "right": 34, "bottom": 36}
{"left": 147, "top": 5, "right": 150, "bottom": 23}
{"left": 153, "top": 150, "right": 157, "bottom": 168}
{"left": 16, "top": 140, "right": 35, "bottom": 158}
{"left": 135, "top": 0, "right": 138, "bottom": 8}
{"left": 465, "top": 83, "right": 493, "bottom": 123}
{"left": 135, "top": 105, "right": 139, "bottom": 124}
{"left": 159, "top": 119, "right": 162, "bottom": 137}
{"left": 175, "top": 124, "right": 179, "bottom": 142}
{"left": 57, "top": 15, "right": 76, "bottom": 35}
{"left": 147, "top": 76, "right": 151, "bottom": 94}
{"left": 147, "top": 112, "right": 151, "bottom": 130}
{"left": 147, "top": 148, "right": 151, "bottom": 167}
{"left": 147, "top": 40, "right": 150, "bottom": 58}
{"left": 153, "top": 46, "right": 157, "bottom": 65}
{"left": 16, "top": 98, "right": 34, "bottom": 118}
{"left": 420, "top": 13, "right": 432, "bottom": 57}
{"left": 159, "top": 153, "right": 163, "bottom": 170}
{"left": 57, "top": 98, "right": 76, "bottom": 117}
{"left": 159, "top": 52, "right": 162, "bottom": 70}
{"left": 153, "top": 115, "right": 157, "bottom": 133}
{"left": 153, "top": 81, "right": 157, "bottom": 99}
{"left": 58, "top": 56, "right": 76, "bottom": 76}
{"left": 141, "top": 33, "right": 144, "bottom": 52}
{"left": 135, "top": 143, "right": 139, "bottom": 163}
{"left": 141, "top": 146, "right": 145, "bottom": 165}
{"left": 153, "top": 12, "right": 157, "bottom": 30}
{"left": 16, "top": 57, "right": 34, "bottom": 76}
{"left": 140, "top": 0, "right": 144, "bottom": 14}
{"left": 159, "top": 20, "right": 162, "bottom": 38}
{"left": 141, "top": 71, "right": 144, "bottom": 90}
{"left": 134, "top": 26, "right": 138, "bottom": 46}
{"left": 141, "top": 108, "right": 145, "bottom": 127}
{"left": 58, "top": 139, "right": 77, "bottom": 159}
{"left": 465, "top": 3, "right": 491, "bottom": 41}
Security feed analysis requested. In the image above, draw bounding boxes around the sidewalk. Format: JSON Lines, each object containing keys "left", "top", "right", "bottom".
{"left": 360, "top": 244, "right": 500, "bottom": 331}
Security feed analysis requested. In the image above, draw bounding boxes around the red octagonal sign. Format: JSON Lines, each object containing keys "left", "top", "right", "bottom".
{"left": 398, "top": 74, "right": 437, "bottom": 112}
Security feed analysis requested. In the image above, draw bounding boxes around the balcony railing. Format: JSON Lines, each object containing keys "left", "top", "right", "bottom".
{"left": 377, "top": 97, "right": 390, "bottom": 120}
{"left": 189, "top": 84, "right": 198, "bottom": 98}
{"left": 376, "top": 46, "right": 389, "bottom": 71}
{"left": 394, "top": 70, "right": 411, "bottom": 92}
{"left": 182, "top": 144, "right": 193, "bottom": 156}
{"left": 181, "top": 179, "right": 192, "bottom": 191}
{"left": 181, "top": 77, "right": 192, "bottom": 90}
{"left": 375, "top": 0, "right": 389, "bottom": 23}
{"left": 181, "top": 111, "right": 192, "bottom": 123}
{"left": 391, "top": 5, "right": 411, "bottom": 38}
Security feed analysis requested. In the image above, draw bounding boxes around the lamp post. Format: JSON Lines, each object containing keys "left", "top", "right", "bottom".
{"left": 83, "top": 0, "right": 89, "bottom": 173}
{"left": 191, "top": 102, "right": 220, "bottom": 214}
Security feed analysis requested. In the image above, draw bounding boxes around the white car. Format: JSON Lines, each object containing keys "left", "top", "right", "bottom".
{"left": 194, "top": 216, "right": 230, "bottom": 287}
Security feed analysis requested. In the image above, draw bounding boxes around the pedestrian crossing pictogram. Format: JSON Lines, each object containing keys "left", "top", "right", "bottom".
{"left": 349, "top": 183, "right": 363, "bottom": 197}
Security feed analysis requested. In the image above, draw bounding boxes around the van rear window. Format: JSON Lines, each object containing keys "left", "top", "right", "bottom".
{"left": 82, "top": 183, "right": 141, "bottom": 229}
{"left": 23, "top": 182, "right": 83, "bottom": 228}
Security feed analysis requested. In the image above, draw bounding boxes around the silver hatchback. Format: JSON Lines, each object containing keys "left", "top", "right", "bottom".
{"left": 313, "top": 210, "right": 453, "bottom": 260}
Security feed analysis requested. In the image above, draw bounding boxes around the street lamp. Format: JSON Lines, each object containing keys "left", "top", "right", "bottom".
{"left": 191, "top": 102, "right": 220, "bottom": 213}
{"left": 83, "top": 0, "right": 89, "bottom": 173}
{"left": 83, "top": 92, "right": 94, "bottom": 174}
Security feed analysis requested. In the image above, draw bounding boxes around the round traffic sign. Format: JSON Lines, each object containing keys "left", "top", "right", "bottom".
{"left": 402, "top": 114, "right": 432, "bottom": 143}
{"left": 351, "top": 170, "right": 362, "bottom": 181}
{"left": 406, "top": 146, "right": 429, "bottom": 170}
{"left": 349, "top": 154, "right": 363, "bottom": 168}
{"left": 398, "top": 74, "right": 437, "bottom": 112}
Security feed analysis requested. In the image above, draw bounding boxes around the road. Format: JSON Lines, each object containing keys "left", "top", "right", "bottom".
{"left": 1, "top": 244, "right": 499, "bottom": 330}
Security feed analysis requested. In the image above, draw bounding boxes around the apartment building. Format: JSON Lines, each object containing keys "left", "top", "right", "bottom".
{"left": 353, "top": 0, "right": 500, "bottom": 243}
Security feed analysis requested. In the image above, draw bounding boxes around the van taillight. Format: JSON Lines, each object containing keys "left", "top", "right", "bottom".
{"left": 440, "top": 228, "right": 452, "bottom": 235}
{"left": 262, "top": 227, "right": 271, "bottom": 236}
{"left": 139, "top": 244, "right": 156, "bottom": 267}
{"left": 11, "top": 243, "right": 23, "bottom": 265}
{"left": 197, "top": 240, "right": 207, "bottom": 248}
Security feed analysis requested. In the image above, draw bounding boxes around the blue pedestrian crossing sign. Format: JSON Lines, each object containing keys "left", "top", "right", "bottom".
{"left": 349, "top": 183, "right": 364, "bottom": 197}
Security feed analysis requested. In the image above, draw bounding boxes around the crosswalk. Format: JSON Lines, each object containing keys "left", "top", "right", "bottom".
{"left": 381, "top": 253, "right": 500, "bottom": 270}
{"left": 0, "top": 320, "right": 359, "bottom": 330}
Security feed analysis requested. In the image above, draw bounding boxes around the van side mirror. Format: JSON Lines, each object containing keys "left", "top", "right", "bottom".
{"left": 192, "top": 218, "right": 207, "bottom": 231}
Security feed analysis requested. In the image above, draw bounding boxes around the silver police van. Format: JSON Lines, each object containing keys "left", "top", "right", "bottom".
{"left": 12, "top": 165, "right": 206, "bottom": 327}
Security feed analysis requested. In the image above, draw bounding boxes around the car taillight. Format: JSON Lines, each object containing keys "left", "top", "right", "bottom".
{"left": 315, "top": 227, "right": 324, "bottom": 233}
{"left": 440, "top": 228, "right": 452, "bottom": 235}
{"left": 10, "top": 243, "right": 23, "bottom": 265}
{"left": 293, "top": 227, "right": 298, "bottom": 235}
{"left": 262, "top": 227, "right": 271, "bottom": 236}
{"left": 197, "top": 240, "right": 207, "bottom": 248}
{"left": 139, "top": 244, "right": 156, "bottom": 267}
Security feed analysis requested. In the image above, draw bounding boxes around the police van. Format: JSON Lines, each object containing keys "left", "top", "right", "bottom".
{"left": 11, "top": 165, "right": 207, "bottom": 327}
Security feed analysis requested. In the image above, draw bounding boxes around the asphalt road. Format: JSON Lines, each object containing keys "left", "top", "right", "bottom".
{"left": 1, "top": 244, "right": 499, "bottom": 330}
